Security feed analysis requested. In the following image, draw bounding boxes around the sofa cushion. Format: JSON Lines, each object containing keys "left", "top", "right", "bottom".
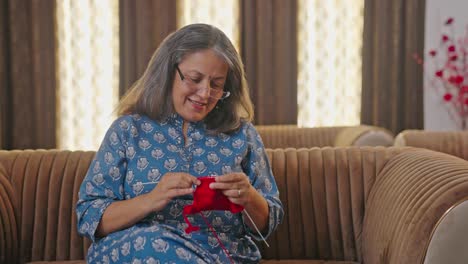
{"left": 27, "top": 260, "right": 358, "bottom": 264}
{"left": 27, "top": 261, "right": 85, "bottom": 264}
{"left": 261, "top": 260, "right": 359, "bottom": 264}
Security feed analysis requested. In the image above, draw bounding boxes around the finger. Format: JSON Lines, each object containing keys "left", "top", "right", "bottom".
{"left": 209, "top": 181, "right": 238, "bottom": 190}
{"left": 215, "top": 173, "right": 244, "bottom": 182}
{"left": 224, "top": 192, "right": 245, "bottom": 206}
{"left": 166, "top": 187, "right": 194, "bottom": 199}
{"left": 166, "top": 173, "right": 200, "bottom": 188}
{"left": 190, "top": 176, "right": 201, "bottom": 186}
{"left": 234, "top": 188, "right": 242, "bottom": 198}
{"left": 218, "top": 187, "right": 240, "bottom": 198}
{"left": 177, "top": 173, "right": 200, "bottom": 186}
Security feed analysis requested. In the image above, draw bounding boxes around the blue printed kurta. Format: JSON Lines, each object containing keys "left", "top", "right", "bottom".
{"left": 76, "top": 114, "right": 284, "bottom": 263}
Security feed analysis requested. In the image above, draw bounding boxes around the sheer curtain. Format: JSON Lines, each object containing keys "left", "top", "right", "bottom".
{"left": 297, "top": 0, "right": 364, "bottom": 127}
{"left": 56, "top": 0, "right": 119, "bottom": 150}
{"left": 57, "top": 0, "right": 238, "bottom": 151}
{"left": 177, "top": 0, "right": 240, "bottom": 52}
{"left": 55, "top": 1, "right": 365, "bottom": 151}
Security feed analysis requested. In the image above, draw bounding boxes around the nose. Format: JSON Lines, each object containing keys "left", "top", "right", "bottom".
{"left": 196, "top": 80, "right": 211, "bottom": 98}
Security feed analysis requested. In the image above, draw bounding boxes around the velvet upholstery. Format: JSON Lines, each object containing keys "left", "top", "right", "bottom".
{"left": 1, "top": 147, "right": 468, "bottom": 263}
{"left": 256, "top": 125, "right": 394, "bottom": 149}
{"left": 0, "top": 150, "right": 94, "bottom": 264}
{"left": 363, "top": 150, "right": 468, "bottom": 263}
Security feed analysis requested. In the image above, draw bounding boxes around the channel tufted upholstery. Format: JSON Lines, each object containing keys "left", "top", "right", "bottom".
{"left": 1, "top": 147, "right": 468, "bottom": 263}
{"left": 260, "top": 147, "right": 406, "bottom": 261}
{"left": 363, "top": 150, "right": 468, "bottom": 263}
{"left": 256, "top": 125, "right": 394, "bottom": 149}
{"left": 0, "top": 163, "right": 18, "bottom": 264}
{"left": 394, "top": 130, "right": 468, "bottom": 160}
{"left": 0, "top": 150, "right": 94, "bottom": 263}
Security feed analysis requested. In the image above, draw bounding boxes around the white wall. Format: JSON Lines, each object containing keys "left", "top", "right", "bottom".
{"left": 424, "top": 0, "right": 468, "bottom": 130}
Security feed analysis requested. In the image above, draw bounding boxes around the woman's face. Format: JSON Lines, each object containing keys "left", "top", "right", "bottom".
{"left": 172, "top": 49, "right": 229, "bottom": 123}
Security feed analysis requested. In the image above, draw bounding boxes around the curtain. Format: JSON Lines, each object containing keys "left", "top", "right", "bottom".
{"left": 297, "top": 0, "right": 364, "bottom": 127}
{"left": 361, "top": 0, "right": 425, "bottom": 135}
{"left": 241, "top": 0, "right": 298, "bottom": 125}
{"left": 56, "top": 0, "right": 119, "bottom": 151}
{"left": 0, "top": 0, "right": 56, "bottom": 150}
{"left": 119, "top": 0, "right": 177, "bottom": 96}
{"left": 177, "top": 0, "right": 240, "bottom": 51}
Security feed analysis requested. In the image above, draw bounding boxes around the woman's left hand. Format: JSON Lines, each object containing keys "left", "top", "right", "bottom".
{"left": 209, "top": 173, "right": 253, "bottom": 206}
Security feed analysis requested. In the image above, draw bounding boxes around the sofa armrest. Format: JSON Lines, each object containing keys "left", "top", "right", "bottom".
{"left": 362, "top": 149, "right": 468, "bottom": 263}
{"left": 0, "top": 164, "right": 19, "bottom": 263}
{"left": 394, "top": 130, "right": 468, "bottom": 160}
{"left": 334, "top": 125, "right": 394, "bottom": 147}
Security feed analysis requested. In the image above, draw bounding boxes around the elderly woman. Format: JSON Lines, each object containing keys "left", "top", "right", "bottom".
{"left": 76, "top": 23, "right": 283, "bottom": 263}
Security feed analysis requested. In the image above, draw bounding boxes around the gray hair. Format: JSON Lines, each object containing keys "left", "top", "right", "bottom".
{"left": 117, "top": 23, "right": 254, "bottom": 134}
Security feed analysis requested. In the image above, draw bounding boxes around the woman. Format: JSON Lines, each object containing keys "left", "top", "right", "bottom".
{"left": 76, "top": 23, "right": 283, "bottom": 263}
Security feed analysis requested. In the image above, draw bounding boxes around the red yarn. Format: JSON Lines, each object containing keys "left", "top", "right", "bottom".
{"left": 183, "top": 176, "right": 244, "bottom": 264}
{"left": 183, "top": 176, "right": 244, "bottom": 233}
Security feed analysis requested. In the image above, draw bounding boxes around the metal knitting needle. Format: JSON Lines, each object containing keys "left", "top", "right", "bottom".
{"left": 140, "top": 182, "right": 270, "bottom": 247}
{"left": 243, "top": 209, "right": 270, "bottom": 247}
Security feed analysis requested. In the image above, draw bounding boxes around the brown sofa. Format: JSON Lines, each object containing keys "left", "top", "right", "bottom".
{"left": 256, "top": 125, "right": 394, "bottom": 149}
{"left": 394, "top": 129, "right": 468, "bottom": 160}
{"left": 1, "top": 147, "right": 468, "bottom": 263}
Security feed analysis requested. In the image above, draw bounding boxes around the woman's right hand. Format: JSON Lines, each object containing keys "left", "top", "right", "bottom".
{"left": 95, "top": 172, "right": 199, "bottom": 238}
{"left": 144, "top": 172, "right": 200, "bottom": 212}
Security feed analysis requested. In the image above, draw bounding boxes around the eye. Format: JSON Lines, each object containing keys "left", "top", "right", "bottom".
{"left": 189, "top": 77, "right": 202, "bottom": 83}
{"left": 211, "top": 82, "right": 224, "bottom": 89}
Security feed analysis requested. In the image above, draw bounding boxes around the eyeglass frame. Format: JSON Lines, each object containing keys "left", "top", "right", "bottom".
{"left": 175, "top": 64, "right": 231, "bottom": 100}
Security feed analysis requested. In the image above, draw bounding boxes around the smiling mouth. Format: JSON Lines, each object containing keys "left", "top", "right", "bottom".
{"left": 188, "top": 98, "right": 207, "bottom": 107}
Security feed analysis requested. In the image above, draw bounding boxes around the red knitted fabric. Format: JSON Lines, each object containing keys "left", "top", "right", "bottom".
{"left": 183, "top": 176, "right": 244, "bottom": 233}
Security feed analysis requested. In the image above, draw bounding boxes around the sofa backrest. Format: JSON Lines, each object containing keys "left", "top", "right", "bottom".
{"left": 260, "top": 146, "right": 404, "bottom": 261}
{"left": 0, "top": 150, "right": 94, "bottom": 263}
{"left": 394, "top": 130, "right": 468, "bottom": 160}
{"left": 256, "top": 125, "right": 344, "bottom": 148}
{"left": 256, "top": 125, "right": 394, "bottom": 148}
{"left": 0, "top": 147, "right": 405, "bottom": 263}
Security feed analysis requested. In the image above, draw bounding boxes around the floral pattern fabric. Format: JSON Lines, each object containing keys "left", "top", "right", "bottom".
{"left": 76, "top": 114, "right": 283, "bottom": 263}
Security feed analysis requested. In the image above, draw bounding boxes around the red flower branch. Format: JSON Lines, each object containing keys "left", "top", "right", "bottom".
{"left": 414, "top": 17, "right": 468, "bottom": 129}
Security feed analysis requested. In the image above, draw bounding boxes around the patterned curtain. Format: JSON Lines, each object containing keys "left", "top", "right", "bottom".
{"left": 297, "top": 0, "right": 364, "bottom": 127}
{"left": 56, "top": 0, "right": 119, "bottom": 150}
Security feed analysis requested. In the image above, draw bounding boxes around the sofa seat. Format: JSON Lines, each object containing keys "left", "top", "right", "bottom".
{"left": 3, "top": 148, "right": 468, "bottom": 263}
{"left": 261, "top": 260, "right": 359, "bottom": 264}
{"left": 28, "top": 260, "right": 86, "bottom": 264}
{"left": 25, "top": 257, "right": 360, "bottom": 264}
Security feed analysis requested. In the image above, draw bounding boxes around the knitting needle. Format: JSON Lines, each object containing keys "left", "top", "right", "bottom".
{"left": 140, "top": 182, "right": 157, "bottom": 185}
{"left": 140, "top": 181, "right": 270, "bottom": 247}
{"left": 243, "top": 209, "right": 270, "bottom": 247}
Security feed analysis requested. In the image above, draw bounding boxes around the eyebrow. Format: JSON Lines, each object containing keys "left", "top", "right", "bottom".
{"left": 186, "top": 69, "right": 226, "bottom": 81}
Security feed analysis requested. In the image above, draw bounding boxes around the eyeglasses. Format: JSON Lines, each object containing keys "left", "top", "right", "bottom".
{"left": 175, "top": 64, "right": 230, "bottom": 100}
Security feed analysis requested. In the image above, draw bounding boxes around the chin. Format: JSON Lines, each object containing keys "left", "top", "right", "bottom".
{"left": 183, "top": 114, "right": 206, "bottom": 123}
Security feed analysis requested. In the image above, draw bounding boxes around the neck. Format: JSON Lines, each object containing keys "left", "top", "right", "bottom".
{"left": 182, "top": 121, "right": 189, "bottom": 145}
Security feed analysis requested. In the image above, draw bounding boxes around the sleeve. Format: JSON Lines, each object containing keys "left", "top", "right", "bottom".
{"left": 75, "top": 117, "right": 129, "bottom": 242}
{"left": 241, "top": 123, "right": 284, "bottom": 240}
